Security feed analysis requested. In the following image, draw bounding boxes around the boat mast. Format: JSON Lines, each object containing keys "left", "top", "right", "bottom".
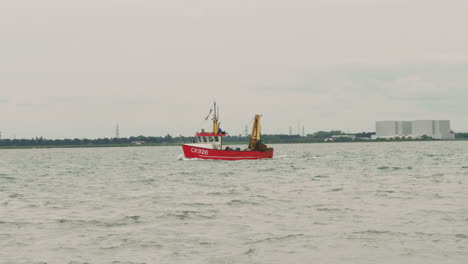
{"left": 212, "top": 101, "right": 219, "bottom": 134}
{"left": 249, "top": 114, "right": 261, "bottom": 149}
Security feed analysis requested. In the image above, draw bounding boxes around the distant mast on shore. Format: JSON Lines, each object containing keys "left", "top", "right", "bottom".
{"left": 115, "top": 124, "right": 120, "bottom": 138}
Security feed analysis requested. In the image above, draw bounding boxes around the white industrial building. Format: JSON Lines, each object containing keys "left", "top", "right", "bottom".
{"left": 375, "top": 120, "right": 455, "bottom": 140}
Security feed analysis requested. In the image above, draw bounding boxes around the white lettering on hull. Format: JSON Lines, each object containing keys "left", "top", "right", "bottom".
{"left": 191, "top": 148, "right": 208, "bottom": 155}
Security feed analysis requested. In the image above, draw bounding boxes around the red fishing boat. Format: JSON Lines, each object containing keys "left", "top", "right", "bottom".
{"left": 181, "top": 102, "right": 273, "bottom": 160}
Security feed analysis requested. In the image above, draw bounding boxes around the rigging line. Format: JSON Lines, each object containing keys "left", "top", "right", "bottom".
{"left": 197, "top": 106, "right": 213, "bottom": 131}
{"left": 204, "top": 108, "right": 213, "bottom": 120}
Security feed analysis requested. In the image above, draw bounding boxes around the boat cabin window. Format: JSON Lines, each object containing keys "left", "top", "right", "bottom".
{"left": 196, "top": 136, "right": 220, "bottom": 143}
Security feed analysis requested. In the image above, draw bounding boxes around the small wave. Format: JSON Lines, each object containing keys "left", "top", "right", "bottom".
{"left": 181, "top": 202, "right": 213, "bottom": 206}
{"left": 244, "top": 248, "right": 256, "bottom": 255}
{"left": 0, "top": 174, "right": 15, "bottom": 180}
{"left": 273, "top": 154, "right": 290, "bottom": 159}
{"left": 207, "top": 189, "right": 240, "bottom": 196}
{"left": 455, "top": 234, "right": 468, "bottom": 239}
{"left": 330, "top": 188, "right": 343, "bottom": 192}
{"left": 0, "top": 220, "right": 47, "bottom": 228}
{"left": 56, "top": 216, "right": 142, "bottom": 227}
{"left": 162, "top": 210, "right": 217, "bottom": 220}
{"left": 141, "top": 178, "right": 155, "bottom": 184}
{"left": 352, "top": 230, "right": 401, "bottom": 236}
{"left": 252, "top": 194, "right": 269, "bottom": 199}
{"left": 8, "top": 193, "right": 23, "bottom": 198}
{"left": 165, "top": 212, "right": 190, "bottom": 220}
{"left": 313, "top": 175, "right": 329, "bottom": 178}
{"left": 199, "top": 241, "right": 216, "bottom": 246}
{"left": 316, "top": 207, "right": 341, "bottom": 212}
{"left": 414, "top": 232, "right": 434, "bottom": 237}
{"left": 288, "top": 188, "right": 304, "bottom": 193}
{"left": 377, "top": 166, "right": 411, "bottom": 170}
{"left": 226, "top": 199, "right": 258, "bottom": 206}
{"left": 258, "top": 168, "right": 276, "bottom": 172}
{"left": 245, "top": 234, "right": 304, "bottom": 244}
{"left": 207, "top": 191, "right": 224, "bottom": 196}
{"left": 377, "top": 190, "right": 395, "bottom": 193}
{"left": 313, "top": 222, "right": 327, "bottom": 225}
{"left": 110, "top": 261, "right": 148, "bottom": 264}
{"left": 177, "top": 154, "right": 202, "bottom": 161}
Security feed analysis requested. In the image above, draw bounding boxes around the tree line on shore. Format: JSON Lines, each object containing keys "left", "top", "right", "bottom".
{"left": 1, "top": 131, "right": 468, "bottom": 147}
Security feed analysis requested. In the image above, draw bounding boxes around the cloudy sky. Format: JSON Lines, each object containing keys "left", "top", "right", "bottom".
{"left": 1, "top": 0, "right": 467, "bottom": 139}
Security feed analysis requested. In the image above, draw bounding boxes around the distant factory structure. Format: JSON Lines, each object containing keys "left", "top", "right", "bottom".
{"left": 374, "top": 120, "right": 455, "bottom": 140}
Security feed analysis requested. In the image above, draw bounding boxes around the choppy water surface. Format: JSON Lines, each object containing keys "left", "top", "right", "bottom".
{"left": 1, "top": 142, "right": 468, "bottom": 264}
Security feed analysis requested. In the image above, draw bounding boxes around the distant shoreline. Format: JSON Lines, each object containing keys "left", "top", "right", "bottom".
{"left": 0, "top": 139, "right": 465, "bottom": 150}
{"left": 0, "top": 143, "right": 181, "bottom": 149}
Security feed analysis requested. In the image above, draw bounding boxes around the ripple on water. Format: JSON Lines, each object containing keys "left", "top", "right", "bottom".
{"left": 377, "top": 166, "right": 413, "bottom": 170}
{"left": 313, "top": 175, "right": 329, "bottom": 178}
{"left": 258, "top": 168, "right": 276, "bottom": 172}
{"left": 56, "top": 216, "right": 142, "bottom": 227}
{"left": 181, "top": 202, "right": 214, "bottom": 207}
{"left": 377, "top": 190, "right": 395, "bottom": 193}
{"left": 350, "top": 230, "right": 405, "bottom": 238}
{"left": 0, "top": 174, "right": 15, "bottom": 181}
{"left": 226, "top": 199, "right": 259, "bottom": 206}
{"left": 8, "top": 193, "right": 23, "bottom": 198}
{"left": 244, "top": 248, "right": 256, "bottom": 255}
{"left": 316, "top": 207, "right": 341, "bottom": 212}
{"left": 161, "top": 210, "right": 217, "bottom": 220}
{"left": 207, "top": 189, "right": 240, "bottom": 196}
{"left": 245, "top": 234, "right": 304, "bottom": 244}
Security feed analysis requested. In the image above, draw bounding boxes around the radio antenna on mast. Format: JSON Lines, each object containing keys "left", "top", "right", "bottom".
{"left": 213, "top": 101, "right": 217, "bottom": 121}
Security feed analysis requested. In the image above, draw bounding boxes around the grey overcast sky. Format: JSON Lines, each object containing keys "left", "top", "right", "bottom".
{"left": 1, "top": 0, "right": 468, "bottom": 139}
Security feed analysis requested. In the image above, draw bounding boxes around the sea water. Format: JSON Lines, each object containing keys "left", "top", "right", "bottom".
{"left": 1, "top": 142, "right": 467, "bottom": 263}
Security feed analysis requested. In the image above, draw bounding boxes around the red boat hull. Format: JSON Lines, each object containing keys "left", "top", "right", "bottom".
{"left": 182, "top": 144, "right": 273, "bottom": 160}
